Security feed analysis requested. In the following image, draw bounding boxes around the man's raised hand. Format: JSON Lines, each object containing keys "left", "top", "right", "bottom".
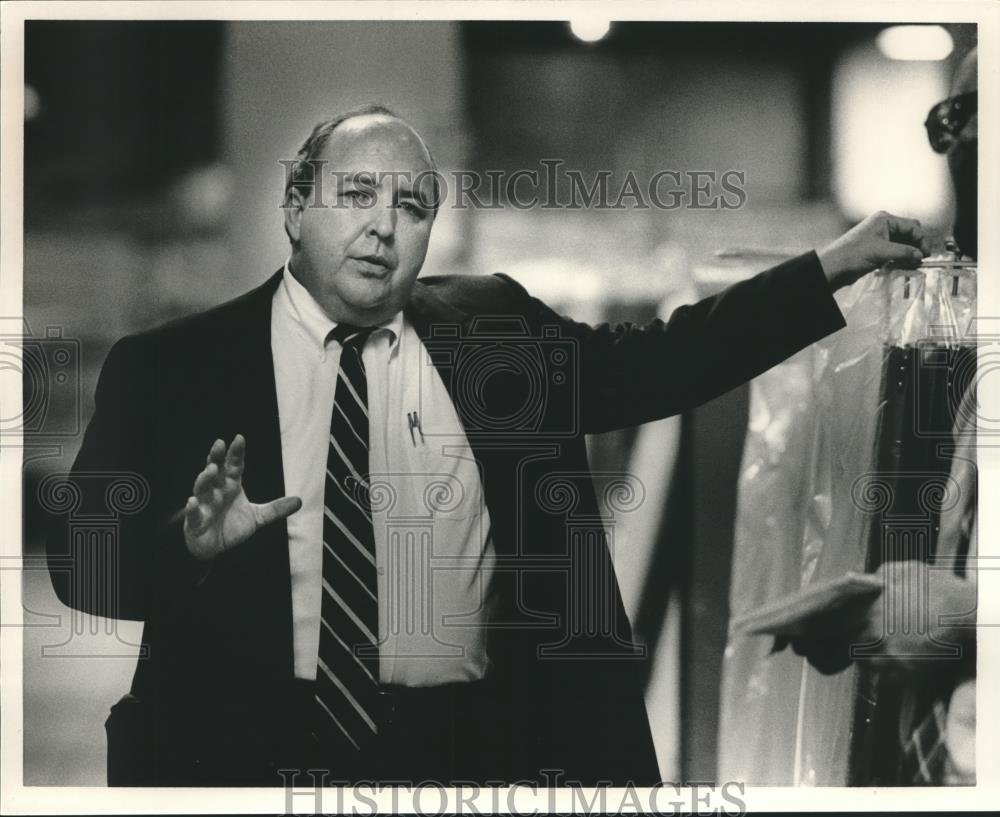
{"left": 817, "top": 210, "right": 940, "bottom": 291}
{"left": 183, "top": 434, "right": 302, "bottom": 561}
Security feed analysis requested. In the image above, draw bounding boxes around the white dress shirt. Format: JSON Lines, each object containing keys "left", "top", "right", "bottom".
{"left": 271, "top": 264, "right": 495, "bottom": 686}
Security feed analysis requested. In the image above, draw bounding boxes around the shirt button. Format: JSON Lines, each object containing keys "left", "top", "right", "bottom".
{"left": 377, "top": 567, "right": 385, "bottom": 576}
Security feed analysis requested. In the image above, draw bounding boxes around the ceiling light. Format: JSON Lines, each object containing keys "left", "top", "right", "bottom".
{"left": 569, "top": 17, "right": 610, "bottom": 43}
{"left": 877, "top": 25, "right": 953, "bottom": 61}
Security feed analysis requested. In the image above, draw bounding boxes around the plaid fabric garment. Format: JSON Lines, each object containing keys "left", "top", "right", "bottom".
{"left": 900, "top": 697, "right": 950, "bottom": 784}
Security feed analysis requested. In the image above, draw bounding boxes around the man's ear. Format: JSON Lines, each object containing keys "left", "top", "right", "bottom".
{"left": 284, "top": 187, "right": 306, "bottom": 244}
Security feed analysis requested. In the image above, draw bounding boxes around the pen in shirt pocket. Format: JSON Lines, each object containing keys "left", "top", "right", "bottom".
{"left": 407, "top": 411, "right": 425, "bottom": 446}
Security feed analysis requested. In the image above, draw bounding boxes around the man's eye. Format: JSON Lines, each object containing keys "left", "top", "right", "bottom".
{"left": 399, "top": 200, "right": 429, "bottom": 218}
{"left": 343, "top": 189, "right": 374, "bottom": 205}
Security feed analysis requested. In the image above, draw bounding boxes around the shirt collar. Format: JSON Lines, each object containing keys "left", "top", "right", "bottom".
{"left": 281, "top": 259, "right": 402, "bottom": 354}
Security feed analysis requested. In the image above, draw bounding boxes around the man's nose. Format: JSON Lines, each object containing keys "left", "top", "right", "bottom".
{"left": 365, "top": 192, "right": 396, "bottom": 240}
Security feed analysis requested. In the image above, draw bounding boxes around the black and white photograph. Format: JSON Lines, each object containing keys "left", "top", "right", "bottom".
{"left": 1, "top": 1, "right": 997, "bottom": 813}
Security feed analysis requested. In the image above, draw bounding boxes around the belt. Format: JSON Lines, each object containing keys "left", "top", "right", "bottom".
{"left": 287, "top": 676, "right": 504, "bottom": 783}
{"left": 291, "top": 677, "right": 492, "bottom": 731}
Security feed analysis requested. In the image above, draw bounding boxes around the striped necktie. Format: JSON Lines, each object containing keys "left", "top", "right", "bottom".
{"left": 315, "top": 323, "right": 379, "bottom": 754}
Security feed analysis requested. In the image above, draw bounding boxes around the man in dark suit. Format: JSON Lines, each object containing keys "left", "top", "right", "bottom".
{"left": 45, "top": 104, "right": 934, "bottom": 787}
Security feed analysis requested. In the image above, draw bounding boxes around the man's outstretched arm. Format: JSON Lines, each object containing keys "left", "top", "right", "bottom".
{"left": 497, "top": 211, "right": 934, "bottom": 434}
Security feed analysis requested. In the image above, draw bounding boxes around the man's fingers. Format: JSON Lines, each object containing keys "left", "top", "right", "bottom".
{"left": 193, "top": 463, "right": 222, "bottom": 504}
{"left": 881, "top": 213, "right": 930, "bottom": 255}
{"left": 879, "top": 240, "right": 924, "bottom": 269}
{"left": 204, "top": 439, "right": 229, "bottom": 491}
{"left": 253, "top": 495, "right": 303, "bottom": 528}
{"left": 184, "top": 496, "right": 213, "bottom": 534}
{"left": 225, "top": 434, "right": 246, "bottom": 480}
{"left": 184, "top": 496, "right": 203, "bottom": 532}
{"left": 789, "top": 638, "right": 853, "bottom": 676}
{"left": 206, "top": 438, "right": 225, "bottom": 465}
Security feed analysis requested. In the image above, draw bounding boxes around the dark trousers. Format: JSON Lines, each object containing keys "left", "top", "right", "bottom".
{"left": 107, "top": 677, "right": 513, "bottom": 786}
{"left": 284, "top": 677, "right": 511, "bottom": 786}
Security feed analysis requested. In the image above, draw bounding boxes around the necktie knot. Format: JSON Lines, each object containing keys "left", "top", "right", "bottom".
{"left": 330, "top": 323, "right": 374, "bottom": 348}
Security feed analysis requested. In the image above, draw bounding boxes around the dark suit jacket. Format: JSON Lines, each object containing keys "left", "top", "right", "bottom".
{"left": 45, "top": 252, "right": 845, "bottom": 786}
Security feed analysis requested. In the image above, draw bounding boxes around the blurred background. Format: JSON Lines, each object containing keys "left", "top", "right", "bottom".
{"left": 19, "top": 19, "right": 976, "bottom": 785}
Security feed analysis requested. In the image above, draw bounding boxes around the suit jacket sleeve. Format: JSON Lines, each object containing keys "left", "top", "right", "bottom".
{"left": 45, "top": 334, "right": 209, "bottom": 622}
{"left": 495, "top": 250, "right": 846, "bottom": 434}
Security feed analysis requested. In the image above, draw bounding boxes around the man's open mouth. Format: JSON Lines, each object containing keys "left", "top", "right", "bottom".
{"left": 354, "top": 254, "right": 392, "bottom": 270}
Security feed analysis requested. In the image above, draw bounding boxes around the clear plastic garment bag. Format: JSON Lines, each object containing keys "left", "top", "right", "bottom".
{"left": 719, "top": 256, "right": 976, "bottom": 785}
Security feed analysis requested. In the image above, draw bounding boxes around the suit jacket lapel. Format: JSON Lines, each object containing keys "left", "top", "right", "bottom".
{"left": 213, "top": 269, "right": 296, "bottom": 675}
{"left": 219, "top": 269, "right": 287, "bottom": 506}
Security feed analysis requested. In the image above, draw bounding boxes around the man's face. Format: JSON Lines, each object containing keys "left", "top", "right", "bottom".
{"left": 285, "top": 115, "right": 436, "bottom": 325}
{"left": 947, "top": 50, "right": 977, "bottom": 258}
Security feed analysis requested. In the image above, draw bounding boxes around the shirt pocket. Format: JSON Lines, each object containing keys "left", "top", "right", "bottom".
{"left": 377, "top": 441, "right": 484, "bottom": 518}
